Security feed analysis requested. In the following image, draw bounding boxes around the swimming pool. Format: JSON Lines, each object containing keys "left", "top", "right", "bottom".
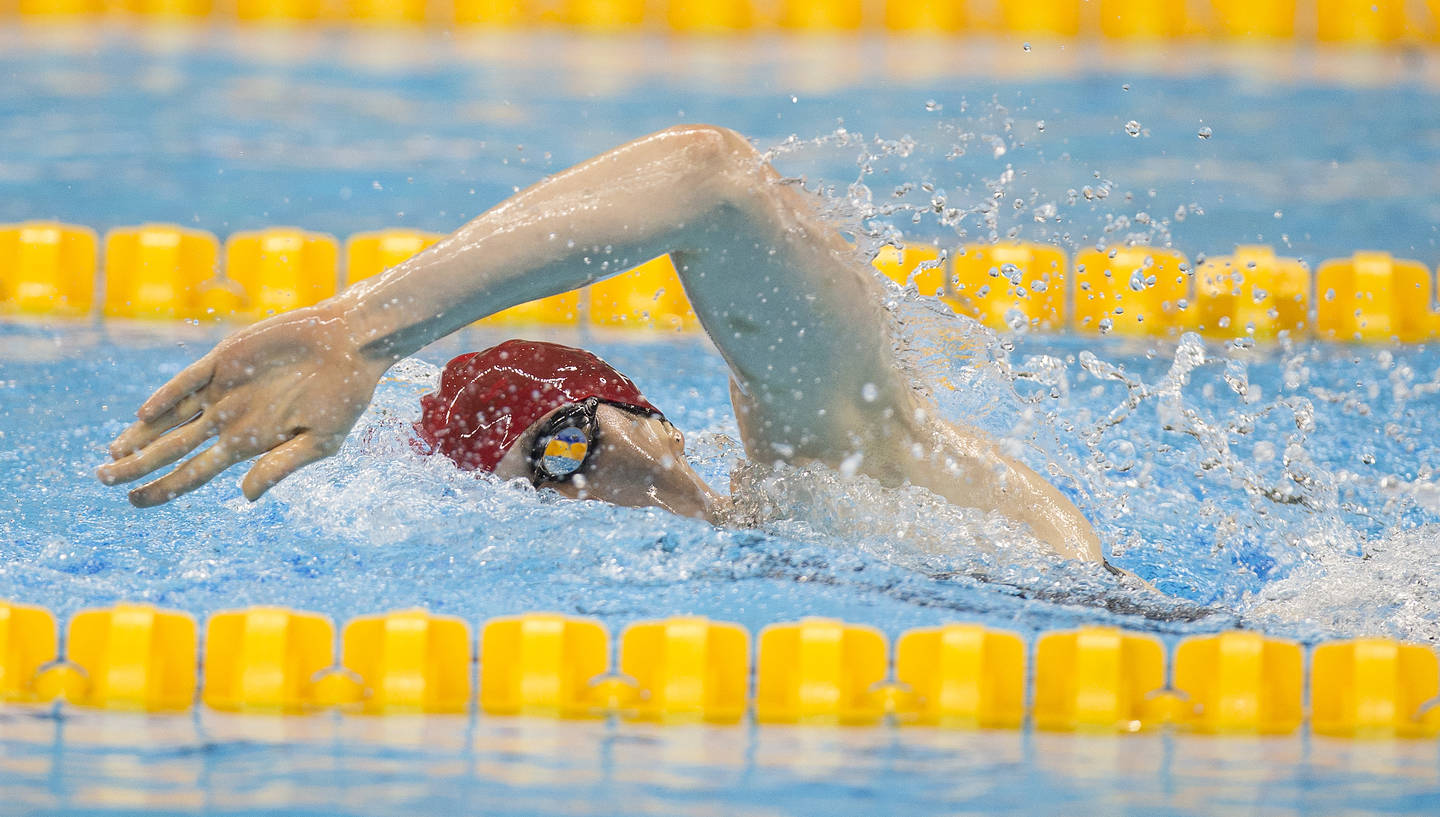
{"left": 4, "top": 23, "right": 1440, "bottom": 815}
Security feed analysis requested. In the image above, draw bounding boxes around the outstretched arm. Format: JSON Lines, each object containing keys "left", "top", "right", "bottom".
{"left": 100, "top": 126, "right": 747, "bottom": 505}
{"left": 104, "top": 124, "right": 879, "bottom": 504}
{"left": 97, "top": 125, "right": 1103, "bottom": 563}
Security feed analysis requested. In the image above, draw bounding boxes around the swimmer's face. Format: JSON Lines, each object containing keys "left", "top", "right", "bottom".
{"left": 493, "top": 404, "right": 721, "bottom": 523}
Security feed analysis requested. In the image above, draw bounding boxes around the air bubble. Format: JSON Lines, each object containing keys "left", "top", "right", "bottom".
{"left": 1197, "top": 126, "right": 1213, "bottom": 139}
{"left": 1124, "top": 120, "right": 1142, "bottom": 137}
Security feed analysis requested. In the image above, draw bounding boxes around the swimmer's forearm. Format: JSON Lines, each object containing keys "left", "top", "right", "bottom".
{"left": 919, "top": 424, "right": 1103, "bottom": 562}
{"left": 1004, "top": 462, "right": 1104, "bottom": 562}
{"left": 331, "top": 125, "right": 759, "bottom": 362}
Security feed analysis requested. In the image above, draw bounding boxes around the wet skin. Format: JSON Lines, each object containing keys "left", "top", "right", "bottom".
{"left": 98, "top": 124, "right": 1104, "bottom": 563}
{"left": 494, "top": 404, "right": 722, "bottom": 524}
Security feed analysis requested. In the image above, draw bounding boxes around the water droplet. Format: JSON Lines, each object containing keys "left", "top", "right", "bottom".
{"left": 1030, "top": 279, "right": 1048, "bottom": 293}
{"left": 1105, "top": 440, "right": 1137, "bottom": 472}
{"left": 1022, "top": 42, "right": 1032, "bottom": 52}
{"left": 1122, "top": 83, "right": 1131, "bottom": 91}
{"left": 790, "top": 95, "right": 798, "bottom": 103}
{"left": 925, "top": 99, "right": 941, "bottom": 111}
{"left": 1124, "top": 120, "right": 1142, "bottom": 137}
{"left": 1197, "top": 126, "right": 1213, "bottom": 140}
{"left": 1273, "top": 210, "right": 1283, "bottom": 219}
{"left": 861, "top": 383, "right": 879, "bottom": 402}
{"left": 1036, "top": 119, "right": 1045, "bottom": 132}
{"left": 1098, "top": 317, "right": 1114, "bottom": 333}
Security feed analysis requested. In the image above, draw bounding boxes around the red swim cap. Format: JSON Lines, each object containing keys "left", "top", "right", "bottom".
{"left": 415, "top": 339, "right": 662, "bottom": 472}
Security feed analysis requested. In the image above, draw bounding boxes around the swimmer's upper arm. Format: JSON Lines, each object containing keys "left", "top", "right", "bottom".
{"left": 668, "top": 132, "right": 920, "bottom": 464}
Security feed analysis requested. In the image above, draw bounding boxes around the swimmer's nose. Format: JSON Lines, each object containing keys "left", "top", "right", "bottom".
{"left": 580, "top": 405, "right": 723, "bottom": 523}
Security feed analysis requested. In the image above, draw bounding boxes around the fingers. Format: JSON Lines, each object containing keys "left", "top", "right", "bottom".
{"left": 108, "top": 391, "right": 207, "bottom": 460}
{"left": 98, "top": 414, "right": 215, "bottom": 487}
{"left": 128, "top": 440, "right": 249, "bottom": 508}
{"left": 137, "top": 357, "right": 215, "bottom": 424}
{"left": 241, "top": 433, "right": 337, "bottom": 501}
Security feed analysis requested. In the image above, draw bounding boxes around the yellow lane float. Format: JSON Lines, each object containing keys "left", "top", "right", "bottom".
{"left": 480, "top": 612, "right": 610, "bottom": 718}
{"left": 341, "top": 608, "right": 472, "bottom": 713}
{"left": 1033, "top": 626, "right": 1170, "bottom": 732}
{"left": 103, "top": 223, "right": 218, "bottom": 320}
{"left": 204, "top": 607, "right": 336, "bottom": 713}
{"left": 1192, "top": 244, "right": 1310, "bottom": 340}
{"left": 0, "top": 221, "right": 96, "bottom": 317}
{"left": 52, "top": 603, "right": 197, "bottom": 711}
{"left": 1311, "top": 637, "right": 1440, "bottom": 738}
{"left": 620, "top": 616, "right": 750, "bottom": 724}
{"left": 225, "top": 226, "right": 339, "bottom": 318}
{"left": 1314, "top": 251, "right": 1436, "bottom": 342}
{"left": 1172, "top": 630, "right": 1303, "bottom": 734}
{"left": 755, "top": 617, "right": 887, "bottom": 725}
{"left": 1073, "top": 246, "right": 1191, "bottom": 337}
{"left": 952, "top": 241, "right": 1068, "bottom": 331}
{"left": 893, "top": 623, "right": 1025, "bottom": 728}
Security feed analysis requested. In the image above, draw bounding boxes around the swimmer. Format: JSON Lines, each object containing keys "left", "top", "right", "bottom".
{"left": 97, "top": 125, "right": 1105, "bottom": 565}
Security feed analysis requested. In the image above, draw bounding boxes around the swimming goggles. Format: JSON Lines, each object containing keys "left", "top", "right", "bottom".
{"left": 529, "top": 398, "right": 601, "bottom": 486}
{"left": 527, "top": 398, "right": 668, "bottom": 487}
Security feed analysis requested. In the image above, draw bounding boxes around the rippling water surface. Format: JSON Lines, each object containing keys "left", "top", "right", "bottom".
{"left": 2, "top": 25, "right": 1440, "bottom": 817}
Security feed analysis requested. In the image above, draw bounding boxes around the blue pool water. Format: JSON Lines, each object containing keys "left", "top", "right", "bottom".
{"left": 3, "top": 24, "right": 1440, "bottom": 816}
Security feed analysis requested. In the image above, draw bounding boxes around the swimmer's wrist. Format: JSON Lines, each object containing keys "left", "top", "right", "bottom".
{"left": 332, "top": 267, "right": 505, "bottom": 364}
{"left": 325, "top": 286, "right": 424, "bottom": 366}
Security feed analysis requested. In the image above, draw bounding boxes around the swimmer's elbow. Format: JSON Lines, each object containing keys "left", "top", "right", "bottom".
{"left": 655, "top": 124, "right": 761, "bottom": 178}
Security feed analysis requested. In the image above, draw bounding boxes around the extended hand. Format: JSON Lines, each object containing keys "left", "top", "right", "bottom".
{"left": 98, "top": 304, "right": 390, "bottom": 507}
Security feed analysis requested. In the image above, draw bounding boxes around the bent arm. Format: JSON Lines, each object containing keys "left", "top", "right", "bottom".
{"left": 102, "top": 124, "right": 1103, "bottom": 563}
